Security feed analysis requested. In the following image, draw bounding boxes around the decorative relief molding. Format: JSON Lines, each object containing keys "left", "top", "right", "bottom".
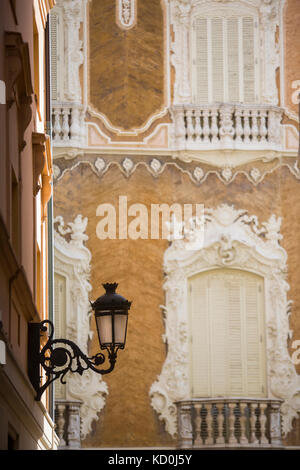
{"left": 52, "top": 154, "right": 300, "bottom": 187}
{"left": 61, "top": 0, "right": 84, "bottom": 102}
{"left": 116, "top": 0, "right": 137, "bottom": 30}
{"left": 54, "top": 215, "right": 108, "bottom": 439}
{"left": 149, "top": 204, "right": 300, "bottom": 438}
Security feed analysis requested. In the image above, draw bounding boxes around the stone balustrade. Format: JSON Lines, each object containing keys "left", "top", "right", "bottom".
{"left": 55, "top": 400, "right": 82, "bottom": 449}
{"left": 176, "top": 398, "right": 283, "bottom": 449}
{"left": 170, "top": 104, "right": 283, "bottom": 151}
{"left": 52, "top": 103, "right": 85, "bottom": 146}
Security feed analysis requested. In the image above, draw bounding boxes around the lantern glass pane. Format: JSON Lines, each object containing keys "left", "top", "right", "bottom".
{"left": 114, "top": 312, "right": 128, "bottom": 346}
{"left": 96, "top": 313, "right": 112, "bottom": 347}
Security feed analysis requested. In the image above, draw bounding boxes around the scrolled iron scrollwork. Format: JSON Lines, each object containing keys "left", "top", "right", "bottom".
{"left": 36, "top": 320, "right": 118, "bottom": 401}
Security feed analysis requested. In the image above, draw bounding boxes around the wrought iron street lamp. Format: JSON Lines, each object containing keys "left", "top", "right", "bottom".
{"left": 28, "top": 283, "right": 131, "bottom": 401}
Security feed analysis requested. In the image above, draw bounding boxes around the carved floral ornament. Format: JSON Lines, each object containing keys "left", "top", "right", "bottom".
{"left": 54, "top": 215, "right": 109, "bottom": 438}
{"left": 52, "top": 156, "right": 300, "bottom": 187}
{"left": 149, "top": 204, "right": 300, "bottom": 438}
{"left": 116, "top": 0, "right": 137, "bottom": 30}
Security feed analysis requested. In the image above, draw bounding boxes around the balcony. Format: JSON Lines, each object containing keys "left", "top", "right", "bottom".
{"left": 52, "top": 103, "right": 86, "bottom": 147}
{"left": 55, "top": 399, "right": 82, "bottom": 449}
{"left": 176, "top": 398, "right": 283, "bottom": 449}
{"left": 170, "top": 104, "right": 283, "bottom": 153}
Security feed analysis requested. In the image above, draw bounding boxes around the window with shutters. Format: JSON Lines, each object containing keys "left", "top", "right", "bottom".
{"left": 188, "top": 268, "right": 266, "bottom": 398}
{"left": 191, "top": 10, "right": 259, "bottom": 104}
{"left": 49, "top": 9, "right": 63, "bottom": 102}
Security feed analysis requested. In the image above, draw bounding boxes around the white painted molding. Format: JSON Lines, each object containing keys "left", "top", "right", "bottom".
{"left": 116, "top": 0, "right": 137, "bottom": 30}
{"left": 149, "top": 204, "right": 300, "bottom": 437}
{"left": 52, "top": 154, "right": 300, "bottom": 187}
{"left": 54, "top": 215, "right": 108, "bottom": 439}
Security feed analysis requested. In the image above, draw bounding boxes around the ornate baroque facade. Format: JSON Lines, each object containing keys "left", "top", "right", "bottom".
{"left": 51, "top": 0, "right": 300, "bottom": 448}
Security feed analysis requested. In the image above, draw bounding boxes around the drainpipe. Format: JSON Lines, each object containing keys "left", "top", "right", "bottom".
{"left": 45, "top": 13, "right": 55, "bottom": 420}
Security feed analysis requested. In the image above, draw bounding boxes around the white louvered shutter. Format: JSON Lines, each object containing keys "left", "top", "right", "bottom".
{"left": 189, "top": 273, "right": 210, "bottom": 396}
{"left": 211, "top": 18, "right": 224, "bottom": 103}
{"left": 50, "top": 12, "right": 58, "bottom": 101}
{"left": 195, "top": 18, "right": 208, "bottom": 103}
{"left": 189, "top": 269, "right": 266, "bottom": 398}
{"left": 193, "top": 14, "right": 258, "bottom": 104}
{"left": 243, "top": 17, "right": 255, "bottom": 104}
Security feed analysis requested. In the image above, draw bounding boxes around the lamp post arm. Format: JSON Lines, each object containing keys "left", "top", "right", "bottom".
{"left": 29, "top": 320, "right": 119, "bottom": 401}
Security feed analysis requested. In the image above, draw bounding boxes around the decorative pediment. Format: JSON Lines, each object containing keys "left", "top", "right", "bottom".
{"left": 150, "top": 204, "right": 300, "bottom": 438}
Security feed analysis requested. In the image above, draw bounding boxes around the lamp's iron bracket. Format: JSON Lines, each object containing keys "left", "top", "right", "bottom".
{"left": 28, "top": 320, "right": 118, "bottom": 401}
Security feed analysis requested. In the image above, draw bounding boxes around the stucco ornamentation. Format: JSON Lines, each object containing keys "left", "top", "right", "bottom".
{"left": 54, "top": 215, "right": 108, "bottom": 439}
{"left": 116, "top": 0, "right": 137, "bottom": 30}
{"left": 149, "top": 204, "right": 300, "bottom": 438}
{"left": 52, "top": 156, "right": 300, "bottom": 187}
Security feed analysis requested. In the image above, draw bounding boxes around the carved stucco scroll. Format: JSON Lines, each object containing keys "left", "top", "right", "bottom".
{"left": 116, "top": 0, "right": 137, "bottom": 30}
{"left": 54, "top": 215, "right": 108, "bottom": 439}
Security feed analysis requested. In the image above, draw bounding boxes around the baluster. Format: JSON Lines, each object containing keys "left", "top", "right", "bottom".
{"left": 235, "top": 108, "right": 243, "bottom": 143}
{"left": 219, "top": 104, "right": 234, "bottom": 145}
{"left": 174, "top": 107, "right": 186, "bottom": 148}
{"left": 67, "top": 403, "right": 81, "bottom": 449}
{"left": 267, "top": 109, "right": 282, "bottom": 146}
{"left": 205, "top": 403, "right": 214, "bottom": 446}
{"left": 251, "top": 109, "right": 259, "bottom": 143}
{"left": 194, "top": 404, "right": 203, "bottom": 447}
{"left": 210, "top": 107, "right": 219, "bottom": 142}
{"left": 80, "top": 108, "right": 86, "bottom": 143}
{"left": 259, "top": 403, "right": 269, "bottom": 446}
{"left": 269, "top": 401, "right": 282, "bottom": 447}
{"left": 216, "top": 403, "right": 225, "bottom": 445}
{"left": 228, "top": 402, "right": 238, "bottom": 446}
{"left": 239, "top": 403, "right": 249, "bottom": 446}
{"left": 259, "top": 110, "right": 268, "bottom": 142}
{"left": 53, "top": 108, "right": 62, "bottom": 142}
{"left": 243, "top": 109, "right": 251, "bottom": 144}
{"left": 249, "top": 403, "right": 259, "bottom": 445}
{"left": 202, "top": 108, "right": 210, "bottom": 143}
{"left": 186, "top": 109, "right": 194, "bottom": 144}
{"left": 194, "top": 108, "right": 202, "bottom": 142}
{"left": 70, "top": 106, "right": 82, "bottom": 143}
{"left": 61, "top": 107, "right": 70, "bottom": 141}
{"left": 56, "top": 403, "right": 66, "bottom": 447}
{"left": 178, "top": 404, "right": 193, "bottom": 449}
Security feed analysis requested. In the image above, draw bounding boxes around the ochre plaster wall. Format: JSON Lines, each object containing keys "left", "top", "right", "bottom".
{"left": 54, "top": 163, "right": 300, "bottom": 448}
{"left": 89, "top": 0, "right": 165, "bottom": 131}
{"left": 284, "top": 0, "right": 300, "bottom": 115}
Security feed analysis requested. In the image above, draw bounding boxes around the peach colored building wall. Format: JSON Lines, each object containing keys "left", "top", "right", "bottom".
{"left": 0, "top": 0, "right": 57, "bottom": 450}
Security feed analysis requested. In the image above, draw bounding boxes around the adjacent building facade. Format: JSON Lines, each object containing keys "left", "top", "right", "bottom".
{"left": 0, "top": 0, "right": 58, "bottom": 450}
{"left": 51, "top": 0, "right": 300, "bottom": 448}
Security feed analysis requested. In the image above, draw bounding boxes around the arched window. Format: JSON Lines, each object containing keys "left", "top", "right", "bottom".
{"left": 191, "top": 8, "right": 259, "bottom": 104}
{"left": 188, "top": 268, "right": 266, "bottom": 398}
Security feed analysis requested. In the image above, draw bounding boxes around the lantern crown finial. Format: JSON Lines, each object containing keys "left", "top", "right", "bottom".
{"left": 103, "top": 282, "right": 118, "bottom": 294}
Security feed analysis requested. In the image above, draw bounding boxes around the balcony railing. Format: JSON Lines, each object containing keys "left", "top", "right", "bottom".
{"left": 170, "top": 104, "right": 283, "bottom": 151}
{"left": 55, "top": 400, "right": 82, "bottom": 449}
{"left": 52, "top": 103, "right": 85, "bottom": 146}
{"left": 176, "top": 398, "right": 283, "bottom": 449}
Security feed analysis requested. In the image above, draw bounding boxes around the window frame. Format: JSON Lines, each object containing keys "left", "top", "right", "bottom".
{"left": 190, "top": 4, "right": 261, "bottom": 104}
